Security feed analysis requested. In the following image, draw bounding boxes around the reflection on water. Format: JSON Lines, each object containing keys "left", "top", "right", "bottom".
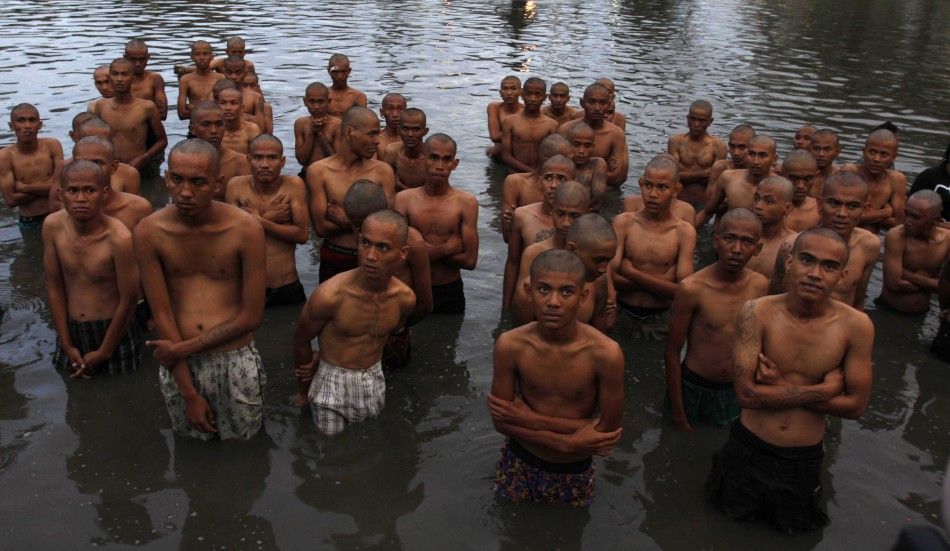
{"left": 0, "top": 0, "right": 948, "bottom": 548}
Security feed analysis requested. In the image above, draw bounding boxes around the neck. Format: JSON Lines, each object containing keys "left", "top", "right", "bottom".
{"left": 860, "top": 165, "right": 886, "bottom": 183}
{"left": 819, "top": 164, "right": 835, "bottom": 176}
{"left": 176, "top": 205, "right": 214, "bottom": 226}
{"left": 225, "top": 118, "right": 241, "bottom": 131}
{"left": 537, "top": 319, "right": 579, "bottom": 342}
{"left": 642, "top": 208, "right": 672, "bottom": 222}
{"left": 195, "top": 66, "right": 212, "bottom": 75}
{"left": 424, "top": 179, "right": 450, "bottom": 195}
{"left": 253, "top": 177, "right": 281, "bottom": 195}
{"left": 549, "top": 106, "right": 565, "bottom": 115}
{"left": 501, "top": 102, "right": 520, "bottom": 113}
{"left": 524, "top": 106, "right": 541, "bottom": 116}
{"left": 332, "top": 82, "right": 348, "bottom": 91}
{"left": 16, "top": 138, "right": 38, "bottom": 151}
{"left": 584, "top": 116, "right": 604, "bottom": 129}
{"left": 688, "top": 132, "right": 707, "bottom": 142}
{"left": 712, "top": 262, "right": 745, "bottom": 282}
{"left": 336, "top": 146, "right": 365, "bottom": 167}
{"left": 745, "top": 171, "right": 765, "bottom": 185}
{"left": 70, "top": 213, "right": 105, "bottom": 235}
{"left": 404, "top": 143, "right": 423, "bottom": 157}
{"left": 383, "top": 126, "right": 399, "bottom": 137}
{"left": 785, "top": 291, "right": 828, "bottom": 320}
{"left": 792, "top": 196, "right": 806, "bottom": 207}
{"left": 113, "top": 89, "right": 134, "bottom": 103}
{"left": 762, "top": 221, "right": 786, "bottom": 238}
{"left": 355, "top": 269, "right": 390, "bottom": 292}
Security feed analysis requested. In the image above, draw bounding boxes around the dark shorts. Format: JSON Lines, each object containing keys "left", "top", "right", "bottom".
{"left": 53, "top": 316, "right": 144, "bottom": 376}
{"left": 493, "top": 439, "right": 594, "bottom": 507}
{"left": 319, "top": 241, "right": 359, "bottom": 284}
{"left": 432, "top": 278, "right": 465, "bottom": 315}
{"left": 382, "top": 327, "right": 411, "bottom": 373}
{"left": 707, "top": 421, "right": 828, "bottom": 533}
{"left": 672, "top": 362, "right": 739, "bottom": 427}
{"left": 618, "top": 302, "right": 669, "bottom": 319}
{"left": 18, "top": 212, "right": 49, "bottom": 230}
{"left": 134, "top": 300, "right": 152, "bottom": 333}
{"left": 265, "top": 280, "right": 307, "bottom": 308}
{"left": 619, "top": 301, "right": 669, "bottom": 340}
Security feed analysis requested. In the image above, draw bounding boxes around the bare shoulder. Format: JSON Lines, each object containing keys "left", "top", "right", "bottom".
{"left": 668, "top": 133, "right": 687, "bottom": 147}
{"left": 834, "top": 299, "right": 874, "bottom": 333}
{"left": 497, "top": 323, "right": 533, "bottom": 350}
{"left": 450, "top": 186, "right": 477, "bottom": 204}
{"left": 557, "top": 118, "right": 582, "bottom": 135}
{"left": 839, "top": 163, "right": 860, "bottom": 174}
{"left": 747, "top": 270, "right": 770, "bottom": 294}
{"left": 583, "top": 323, "right": 623, "bottom": 361}
{"left": 394, "top": 186, "right": 421, "bottom": 205}
{"left": 43, "top": 209, "right": 68, "bottom": 233}
{"left": 104, "top": 215, "right": 133, "bottom": 242}
{"left": 148, "top": 71, "right": 165, "bottom": 86}
{"left": 40, "top": 137, "right": 63, "bottom": 151}
{"left": 226, "top": 175, "right": 253, "bottom": 194}
{"left": 280, "top": 174, "right": 306, "bottom": 192}
{"left": 887, "top": 168, "right": 908, "bottom": 184}
{"left": 407, "top": 226, "right": 426, "bottom": 247}
{"left": 674, "top": 217, "right": 698, "bottom": 238}
{"left": 855, "top": 227, "right": 882, "bottom": 252}
{"left": 126, "top": 192, "right": 153, "bottom": 212}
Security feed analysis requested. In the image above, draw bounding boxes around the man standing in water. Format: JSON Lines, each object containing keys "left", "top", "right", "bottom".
{"left": 499, "top": 77, "right": 558, "bottom": 173}
{"left": 188, "top": 101, "right": 251, "bottom": 199}
{"left": 695, "top": 135, "right": 777, "bottom": 228}
{"left": 308, "top": 106, "right": 395, "bottom": 283}
{"left": 326, "top": 53, "right": 368, "bottom": 117}
{"left": 135, "top": 139, "right": 266, "bottom": 440}
{"left": 841, "top": 128, "right": 907, "bottom": 232}
{"left": 783, "top": 149, "right": 821, "bottom": 232}
{"left": 667, "top": 100, "right": 727, "bottom": 205}
{"left": 0, "top": 103, "right": 63, "bottom": 228}
{"left": 395, "top": 133, "right": 478, "bottom": 314}
{"left": 665, "top": 209, "right": 767, "bottom": 431}
{"left": 808, "top": 129, "right": 841, "bottom": 198}
{"left": 293, "top": 209, "right": 415, "bottom": 435}
{"left": 489, "top": 249, "right": 624, "bottom": 506}
{"left": 541, "top": 81, "right": 578, "bottom": 127}
{"left": 708, "top": 227, "right": 874, "bottom": 533}
{"left": 377, "top": 93, "right": 407, "bottom": 158}
{"left": 124, "top": 39, "right": 168, "bottom": 120}
{"left": 746, "top": 176, "right": 798, "bottom": 280}
{"left": 381, "top": 107, "right": 429, "bottom": 190}
{"left": 94, "top": 58, "right": 167, "bottom": 171}
{"left": 705, "top": 124, "right": 755, "bottom": 208}
{"left": 558, "top": 83, "right": 628, "bottom": 187}
{"left": 45, "top": 160, "right": 141, "bottom": 377}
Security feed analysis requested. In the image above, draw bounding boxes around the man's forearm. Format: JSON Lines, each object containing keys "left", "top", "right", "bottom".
{"left": 178, "top": 315, "right": 257, "bottom": 357}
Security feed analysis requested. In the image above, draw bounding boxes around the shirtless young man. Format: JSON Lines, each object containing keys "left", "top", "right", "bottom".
{"left": 74, "top": 119, "right": 142, "bottom": 194}
{"left": 793, "top": 124, "right": 817, "bottom": 150}
{"left": 221, "top": 57, "right": 265, "bottom": 129}
{"left": 667, "top": 100, "right": 727, "bottom": 205}
{"left": 0, "top": 103, "right": 64, "bottom": 228}
{"left": 293, "top": 209, "right": 415, "bottom": 435}
{"left": 783, "top": 149, "right": 821, "bottom": 232}
{"left": 808, "top": 129, "right": 841, "bottom": 198}
{"left": 665, "top": 208, "right": 767, "bottom": 431}
{"left": 394, "top": 134, "right": 478, "bottom": 314}
{"left": 94, "top": 58, "right": 167, "bottom": 171}
{"left": 381, "top": 107, "right": 429, "bottom": 190}
{"left": 877, "top": 190, "right": 950, "bottom": 314}
{"left": 210, "top": 36, "right": 257, "bottom": 74}
{"left": 558, "top": 83, "right": 629, "bottom": 187}
{"left": 217, "top": 86, "right": 261, "bottom": 154}
{"left": 124, "top": 39, "right": 168, "bottom": 120}
{"left": 135, "top": 139, "right": 266, "bottom": 441}
{"left": 566, "top": 123, "right": 607, "bottom": 210}
{"left": 502, "top": 155, "right": 575, "bottom": 308}
{"left": 488, "top": 249, "right": 624, "bottom": 506}
{"left": 595, "top": 77, "right": 627, "bottom": 131}
{"left": 188, "top": 101, "right": 251, "bottom": 200}
{"left": 705, "top": 124, "right": 755, "bottom": 208}
{"left": 500, "top": 134, "right": 572, "bottom": 239}
{"left": 611, "top": 156, "right": 696, "bottom": 323}
{"left": 378, "top": 93, "right": 407, "bottom": 158}
{"left": 695, "top": 135, "right": 777, "bottom": 228}
{"left": 841, "top": 129, "right": 907, "bottom": 232}
{"left": 499, "top": 78, "right": 558, "bottom": 173}
{"left": 44, "top": 160, "right": 141, "bottom": 378}
{"left": 326, "top": 53, "right": 368, "bottom": 117}
{"left": 342, "top": 181, "right": 432, "bottom": 372}
{"left": 747, "top": 176, "right": 798, "bottom": 280}
{"left": 87, "top": 65, "right": 113, "bottom": 113}
{"left": 771, "top": 173, "right": 880, "bottom": 309}
{"left": 486, "top": 75, "right": 523, "bottom": 158}
{"left": 226, "top": 134, "right": 309, "bottom": 308}
{"left": 308, "top": 106, "right": 395, "bottom": 283}
{"left": 541, "top": 82, "right": 578, "bottom": 127}
{"left": 176, "top": 41, "right": 223, "bottom": 120}
{"left": 709, "top": 228, "right": 874, "bottom": 533}
{"left": 294, "top": 82, "right": 341, "bottom": 178}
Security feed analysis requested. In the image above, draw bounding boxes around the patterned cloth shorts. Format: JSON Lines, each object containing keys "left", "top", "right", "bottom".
{"left": 308, "top": 358, "right": 385, "bottom": 436}
{"left": 159, "top": 343, "right": 265, "bottom": 441}
{"left": 53, "top": 316, "right": 143, "bottom": 375}
{"left": 493, "top": 438, "right": 595, "bottom": 507}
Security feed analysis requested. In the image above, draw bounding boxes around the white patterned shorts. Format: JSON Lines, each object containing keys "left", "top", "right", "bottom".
{"left": 307, "top": 358, "right": 385, "bottom": 436}
{"left": 159, "top": 343, "right": 265, "bottom": 441}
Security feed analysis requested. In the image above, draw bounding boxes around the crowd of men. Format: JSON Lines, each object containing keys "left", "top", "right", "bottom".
{"left": 2, "top": 36, "right": 949, "bottom": 534}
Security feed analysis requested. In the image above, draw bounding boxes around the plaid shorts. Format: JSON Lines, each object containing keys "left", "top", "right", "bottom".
{"left": 308, "top": 358, "right": 385, "bottom": 436}
{"left": 53, "top": 317, "right": 143, "bottom": 375}
{"left": 159, "top": 343, "right": 265, "bottom": 441}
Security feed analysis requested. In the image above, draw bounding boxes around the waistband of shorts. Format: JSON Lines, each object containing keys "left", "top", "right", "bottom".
{"left": 321, "top": 241, "right": 358, "bottom": 256}
{"left": 190, "top": 341, "right": 259, "bottom": 362}
{"left": 67, "top": 316, "right": 112, "bottom": 328}
{"left": 682, "top": 362, "right": 734, "bottom": 390}
{"left": 731, "top": 420, "right": 824, "bottom": 461}
{"left": 618, "top": 301, "right": 668, "bottom": 319}
{"left": 18, "top": 212, "right": 49, "bottom": 225}
{"left": 508, "top": 438, "right": 592, "bottom": 474}
{"left": 432, "top": 278, "right": 463, "bottom": 290}
{"left": 267, "top": 279, "right": 304, "bottom": 293}
{"left": 319, "top": 357, "right": 383, "bottom": 373}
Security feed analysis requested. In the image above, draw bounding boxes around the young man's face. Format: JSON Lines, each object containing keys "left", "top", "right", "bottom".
{"left": 819, "top": 185, "right": 866, "bottom": 236}
{"left": 552, "top": 200, "right": 587, "bottom": 239}
{"left": 124, "top": 45, "right": 149, "bottom": 76}
{"left": 346, "top": 118, "right": 381, "bottom": 159}
{"left": 581, "top": 89, "right": 609, "bottom": 122}
{"left": 638, "top": 167, "right": 678, "bottom": 212}
{"left": 687, "top": 107, "right": 712, "bottom": 137}
{"left": 746, "top": 143, "right": 775, "bottom": 179}
{"left": 548, "top": 86, "right": 569, "bottom": 110}
{"left": 93, "top": 68, "right": 113, "bottom": 98}
{"left": 358, "top": 217, "right": 408, "bottom": 281}
{"left": 249, "top": 141, "right": 285, "bottom": 185}
{"left": 570, "top": 240, "right": 616, "bottom": 282}
{"left": 862, "top": 137, "right": 897, "bottom": 176}
{"left": 751, "top": 183, "right": 789, "bottom": 226}
{"left": 901, "top": 197, "right": 938, "bottom": 237}
{"left": 424, "top": 140, "right": 459, "bottom": 184}
{"left": 9, "top": 108, "right": 41, "bottom": 142}
{"left": 569, "top": 131, "right": 595, "bottom": 166}
{"left": 527, "top": 269, "right": 587, "bottom": 330}
{"left": 226, "top": 43, "right": 246, "bottom": 58}
{"left": 223, "top": 62, "right": 246, "bottom": 85}
{"left": 794, "top": 127, "right": 815, "bottom": 150}
{"left": 399, "top": 114, "right": 427, "bottom": 149}
{"left": 380, "top": 97, "right": 406, "bottom": 127}
{"left": 189, "top": 109, "right": 225, "bottom": 147}
{"left": 521, "top": 83, "right": 545, "bottom": 110}
{"left": 73, "top": 143, "right": 118, "bottom": 178}
{"left": 499, "top": 79, "right": 520, "bottom": 105}
{"left": 540, "top": 163, "right": 573, "bottom": 204}
{"left": 811, "top": 135, "right": 840, "bottom": 169}
{"left": 328, "top": 61, "right": 351, "bottom": 86}
{"left": 784, "top": 161, "right": 817, "bottom": 203}
{"left": 217, "top": 89, "right": 243, "bottom": 122}
{"left": 787, "top": 234, "right": 848, "bottom": 302}
{"left": 304, "top": 89, "right": 329, "bottom": 117}
{"left": 165, "top": 152, "right": 220, "bottom": 217}
{"left": 191, "top": 45, "right": 213, "bottom": 69}
{"left": 713, "top": 219, "right": 762, "bottom": 273}
{"left": 108, "top": 64, "right": 133, "bottom": 94}
{"left": 727, "top": 133, "right": 751, "bottom": 166}
{"left": 62, "top": 172, "right": 105, "bottom": 222}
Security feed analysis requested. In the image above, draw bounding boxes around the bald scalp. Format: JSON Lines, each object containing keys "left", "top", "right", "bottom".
{"left": 645, "top": 154, "right": 680, "bottom": 183}
{"left": 749, "top": 135, "right": 777, "bottom": 154}
{"left": 109, "top": 57, "right": 133, "bottom": 71}
{"left": 501, "top": 75, "right": 521, "bottom": 86}
{"left": 567, "top": 122, "right": 594, "bottom": 140}
{"left": 344, "top": 179, "right": 388, "bottom": 221}
{"left": 403, "top": 107, "right": 426, "bottom": 126}
{"left": 541, "top": 154, "right": 575, "bottom": 175}
{"left": 10, "top": 102, "right": 38, "bottom": 121}
{"left": 125, "top": 38, "right": 147, "bottom": 50}
{"left": 730, "top": 124, "right": 755, "bottom": 140}
{"left": 169, "top": 138, "right": 220, "bottom": 176}
{"left": 342, "top": 106, "right": 377, "bottom": 134}
{"left": 908, "top": 189, "right": 942, "bottom": 214}
{"left": 191, "top": 100, "right": 223, "bottom": 119}
{"left": 212, "top": 79, "right": 240, "bottom": 98}
{"left": 719, "top": 207, "right": 763, "bottom": 235}
{"left": 305, "top": 81, "right": 328, "bottom": 96}
{"left": 583, "top": 83, "right": 609, "bottom": 100}
{"left": 226, "top": 36, "right": 246, "bottom": 47}
{"left": 867, "top": 128, "right": 898, "bottom": 148}
{"left": 758, "top": 175, "right": 794, "bottom": 202}
{"left": 523, "top": 77, "right": 546, "bottom": 92}
{"left": 191, "top": 40, "right": 212, "bottom": 51}
{"left": 530, "top": 249, "right": 586, "bottom": 285}
{"left": 61, "top": 159, "right": 107, "bottom": 188}
{"left": 424, "top": 133, "right": 457, "bottom": 156}
{"left": 690, "top": 99, "right": 713, "bottom": 115}
{"left": 364, "top": 209, "right": 408, "bottom": 246}
{"left": 566, "top": 213, "right": 616, "bottom": 249}
{"left": 328, "top": 53, "right": 350, "bottom": 67}
{"left": 72, "top": 112, "right": 97, "bottom": 132}
{"left": 784, "top": 149, "right": 817, "bottom": 171}
{"left": 74, "top": 136, "right": 115, "bottom": 162}
{"left": 551, "top": 81, "right": 570, "bottom": 94}
{"left": 595, "top": 78, "right": 615, "bottom": 92}
{"left": 823, "top": 171, "right": 869, "bottom": 201}
{"left": 382, "top": 92, "right": 407, "bottom": 105}
{"left": 792, "top": 227, "right": 850, "bottom": 266}
{"left": 813, "top": 129, "right": 839, "bottom": 145}
{"left": 249, "top": 133, "right": 283, "bottom": 155}
{"left": 539, "top": 134, "right": 572, "bottom": 161}
{"left": 554, "top": 180, "right": 590, "bottom": 209}
{"left": 223, "top": 56, "right": 245, "bottom": 68}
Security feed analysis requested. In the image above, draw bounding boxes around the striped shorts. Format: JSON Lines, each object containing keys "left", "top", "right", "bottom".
{"left": 308, "top": 358, "right": 385, "bottom": 436}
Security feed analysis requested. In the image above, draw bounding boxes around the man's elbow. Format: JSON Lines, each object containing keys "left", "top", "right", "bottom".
{"left": 733, "top": 385, "right": 758, "bottom": 409}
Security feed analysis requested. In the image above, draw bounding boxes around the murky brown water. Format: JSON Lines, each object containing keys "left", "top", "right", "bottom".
{"left": 0, "top": 0, "right": 949, "bottom": 548}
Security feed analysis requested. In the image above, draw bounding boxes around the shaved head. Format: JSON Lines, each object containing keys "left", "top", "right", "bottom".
{"left": 567, "top": 122, "right": 594, "bottom": 141}
{"left": 784, "top": 149, "right": 818, "bottom": 171}
{"left": 539, "top": 134, "right": 572, "bottom": 162}
{"left": 719, "top": 207, "right": 763, "bottom": 235}
{"left": 364, "top": 209, "right": 409, "bottom": 246}
{"left": 553, "top": 180, "right": 590, "bottom": 209}
{"left": 60, "top": 159, "right": 107, "bottom": 188}
{"left": 908, "top": 189, "right": 942, "bottom": 214}
{"left": 813, "top": 129, "right": 839, "bottom": 145}
{"left": 249, "top": 133, "right": 283, "bottom": 155}
{"left": 690, "top": 99, "right": 713, "bottom": 115}
{"left": 583, "top": 83, "right": 609, "bottom": 100}
{"left": 71, "top": 112, "right": 97, "bottom": 132}
{"left": 645, "top": 154, "right": 680, "bottom": 183}
{"left": 74, "top": 136, "right": 115, "bottom": 162}
{"left": 305, "top": 82, "right": 328, "bottom": 96}
{"left": 867, "top": 128, "right": 898, "bottom": 147}
{"left": 566, "top": 213, "right": 616, "bottom": 249}
{"left": 342, "top": 106, "right": 377, "bottom": 134}
{"left": 749, "top": 135, "right": 777, "bottom": 154}
{"left": 328, "top": 53, "right": 350, "bottom": 67}
{"left": 424, "top": 133, "right": 457, "bottom": 157}
{"left": 11, "top": 103, "right": 38, "bottom": 121}
{"left": 758, "top": 175, "right": 794, "bottom": 202}
{"left": 191, "top": 100, "right": 223, "bottom": 119}
{"left": 344, "top": 179, "right": 388, "bottom": 221}
{"left": 823, "top": 171, "right": 869, "bottom": 201}
{"left": 730, "top": 124, "right": 755, "bottom": 140}
{"left": 541, "top": 154, "right": 575, "bottom": 174}
{"left": 169, "top": 138, "right": 220, "bottom": 175}
{"left": 530, "top": 249, "right": 586, "bottom": 285}
{"left": 226, "top": 36, "right": 246, "bottom": 48}
{"left": 78, "top": 117, "right": 112, "bottom": 138}
{"left": 791, "top": 227, "right": 850, "bottom": 266}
